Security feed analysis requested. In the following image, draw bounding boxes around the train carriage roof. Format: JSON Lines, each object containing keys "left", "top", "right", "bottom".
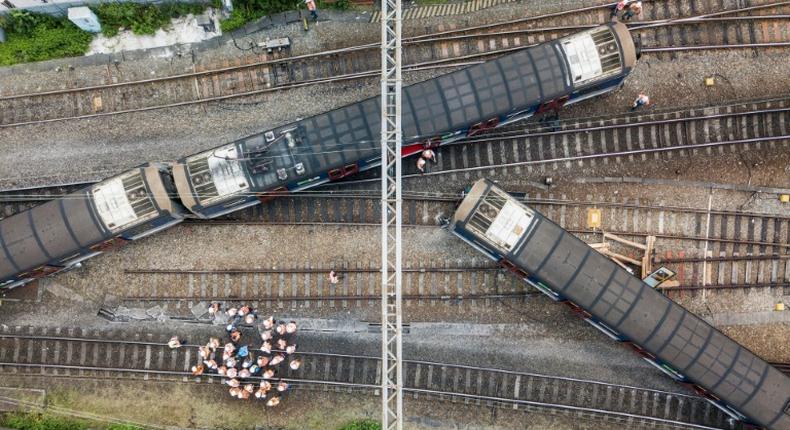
{"left": 179, "top": 23, "right": 632, "bottom": 211}
{"left": 0, "top": 191, "right": 108, "bottom": 280}
{"left": 453, "top": 179, "right": 790, "bottom": 429}
{"left": 239, "top": 37, "right": 574, "bottom": 192}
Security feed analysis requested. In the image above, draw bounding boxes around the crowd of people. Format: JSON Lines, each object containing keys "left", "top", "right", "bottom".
{"left": 175, "top": 303, "right": 302, "bottom": 406}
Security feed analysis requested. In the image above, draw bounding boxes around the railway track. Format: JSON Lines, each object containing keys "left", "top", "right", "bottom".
{"left": 109, "top": 264, "right": 529, "bottom": 320}
{"left": 0, "top": 1, "right": 787, "bottom": 128}
{"left": 109, "top": 258, "right": 788, "bottom": 321}
{"left": 0, "top": 326, "right": 739, "bottom": 429}
{"left": 2, "top": 95, "right": 786, "bottom": 219}
{"left": 332, "top": 96, "right": 790, "bottom": 186}
{"left": 0, "top": 97, "right": 786, "bottom": 295}
{"left": 0, "top": 182, "right": 91, "bottom": 218}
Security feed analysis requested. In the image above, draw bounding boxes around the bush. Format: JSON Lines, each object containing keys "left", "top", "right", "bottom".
{"left": 319, "top": 0, "right": 350, "bottom": 10}
{"left": 337, "top": 419, "right": 381, "bottom": 430}
{"left": 219, "top": 0, "right": 300, "bottom": 33}
{"left": 106, "top": 424, "right": 142, "bottom": 430}
{"left": 219, "top": 9, "right": 249, "bottom": 32}
{"left": 1, "top": 10, "right": 63, "bottom": 35}
{"left": 0, "top": 12, "right": 93, "bottom": 66}
{"left": 93, "top": 2, "right": 207, "bottom": 37}
{"left": 1, "top": 412, "right": 88, "bottom": 430}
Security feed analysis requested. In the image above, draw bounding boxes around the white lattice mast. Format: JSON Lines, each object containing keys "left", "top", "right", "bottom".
{"left": 379, "top": 0, "right": 403, "bottom": 425}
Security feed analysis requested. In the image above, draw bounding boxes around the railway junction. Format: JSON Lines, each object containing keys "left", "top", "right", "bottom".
{"left": 0, "top": 0, "right": 789, "bottom": 429}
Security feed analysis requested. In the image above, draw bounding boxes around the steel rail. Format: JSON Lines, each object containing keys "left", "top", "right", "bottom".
{"left": 457, "top": 105, "right": 790, "bottom": 144}
{"left": 3, "top": 37, "right": 786, "bottom": 129}
{"left": 123, "top": 266, "right": 498, "bottom": 274}
{"left": 117, "top": 292, "right": 537, "bottom": 302}
{"left": 375, "top": 14, "right": 790, "bottom": 46}
{"left": 2, "top": 101, "right": 787, "bottom": 202}
{"left": 1, "top": 4, "right": 787, "bottom": 129}
{"left": 184, "top": 218, "right": 790, "bottom": 249}
{"left": 0, "top": 361, "right": 721, "bottom": 430}
{"left": 1, "top": 333, "right": 788, "bottom": 382}
{"left": 115, "top": 283, "right": 788, "bottom": 302}
{"left": 405, "top": 388, "right": 724, "bottom": 430}
{"left": 4, "top": 0, "right": 761, "bottom": 101}
{"left": 406, "top": 0, "right": 788, "bottom": 40}
{"left": 0, "top": 335, "right": 716, "bottom": 399}
{"left": 0, "top": 1, "right": 625, "bottom": 101}
{"left": 338, "top": 135, "right": 790, "bottom": 182}
{"left": 643, "top": 42, "right": 790, "bottom": 52}
{"left": 658, "top": 282, "right": 789, "bottom": 291}
{"left": 656, "top": 254, "right": 790, "bottom": 264}
{"left": 0, "top": 12, "right": 783, "bottom": 107}
{"left": 0, "top": 335, "right": 712, "bottom": 396}
{"left": 628, "top": 0, "right": 790, "bottom": 31}
{"left": 566, "top": 228, "right": 790, "bottom": 250}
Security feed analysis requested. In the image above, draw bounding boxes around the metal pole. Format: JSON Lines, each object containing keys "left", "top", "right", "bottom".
{"left": 380, "top": 0, "right": 402, "bottom": 424}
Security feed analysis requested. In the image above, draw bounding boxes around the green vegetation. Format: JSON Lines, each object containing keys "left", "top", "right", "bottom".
{"left": 337, "top": 419, "right": 382, "bottom": 430}
{"left": 0, "top": 2, "right": 208, "bottom": 66}
{"left": 106, "top": 424, "right": 143, "bottom": 430}
{"left": 219, "top": 0, "right": 298, "bottom": 32}
{"left": 0, "top": 412, "right": 143, "bottom": 430}
{"left": 93, "top": 2, "right": 208, "bottom": 37}
{"left": 1, "top": 412, "right": 88, "bottom": 430}
{"left": 219, "top": 0, "right": 350, "bottom": 33}
{"left": 0, "top": 10, "right": 93, "bottom": 66}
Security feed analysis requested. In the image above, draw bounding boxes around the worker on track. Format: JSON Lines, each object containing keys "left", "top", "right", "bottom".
{"left": 622, "top": 0, "right": 643, "bottom": 20}
{"left": 167, "top": 336, "right": 182, "bottom": 349}
{"left": 631, "top": 93, "right": 651, "bottom": 111}
{"left": 305, "top": 0, "right": 318, "bottom": 21}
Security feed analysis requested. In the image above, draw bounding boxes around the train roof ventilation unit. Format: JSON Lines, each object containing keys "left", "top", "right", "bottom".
{"left": 92, "top": 169, "right": 157, "bottom": 232}
{"left": 561, "top": 26, "right": 622, "bottom": 85}
{"left": 468, "top": 188, "right": 534, "bottom": 251}
{"left": 186, "top": 144, "right": 250, "bottom": 206}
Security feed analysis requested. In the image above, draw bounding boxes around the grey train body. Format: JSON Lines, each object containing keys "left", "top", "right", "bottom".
{"left": 1, "top": 23, "right": 637, "bottom": 292}
{"left": 451, "top": 179, "right": 790, "bottom": 430}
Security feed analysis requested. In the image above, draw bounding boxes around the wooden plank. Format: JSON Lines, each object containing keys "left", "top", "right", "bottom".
{"left": 604, "top": 232, "right": 647, "bottom": 250}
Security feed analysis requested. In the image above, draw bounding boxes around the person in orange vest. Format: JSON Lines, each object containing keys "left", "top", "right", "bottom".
{"left": 305, "top": 0, "right": 318, "bottom": 21}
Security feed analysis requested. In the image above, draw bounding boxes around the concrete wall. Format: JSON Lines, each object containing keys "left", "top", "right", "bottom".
{"left": 0, "top": 0, "right": 210, "bottom": 17}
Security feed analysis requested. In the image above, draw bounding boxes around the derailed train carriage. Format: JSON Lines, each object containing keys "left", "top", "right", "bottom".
{"left": 1, "top": 22, "right": 637, "bottom": 289}
{"left": 0, "top": 165, "right": 184, "bottom": 290}
{"left": 172, "top": 22, "right": 637, "bottom": 218}
{"left": 450, "top": 179, "right": 790, "bottom": 430}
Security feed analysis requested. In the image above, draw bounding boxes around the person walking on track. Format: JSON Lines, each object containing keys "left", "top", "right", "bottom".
{"left": 305, "top": 0, "right": 318, "bottom": 21}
